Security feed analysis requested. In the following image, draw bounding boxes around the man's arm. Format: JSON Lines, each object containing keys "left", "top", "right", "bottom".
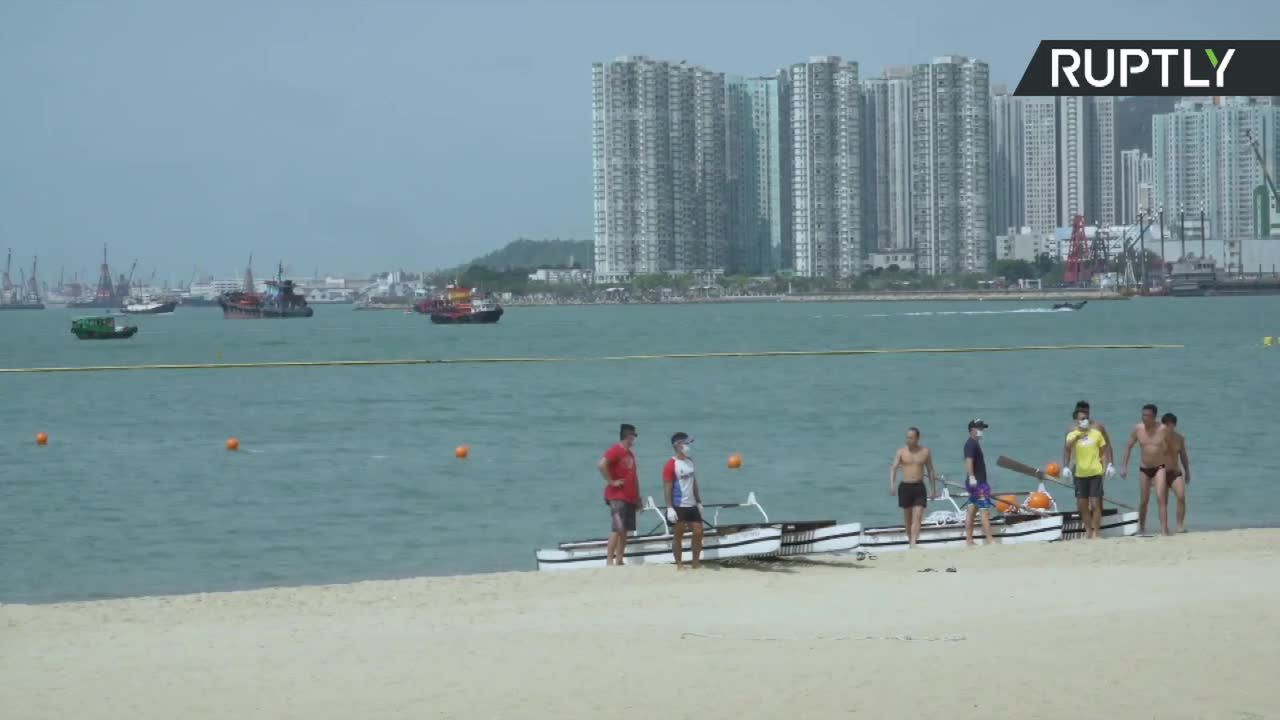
{"left": 924, "top": 450, "right": 938, "bottom": 498}
{"left": 1099, "top": 423, "right": 1114, "bottom": 464}
{"left": 1180, "top": 439, "right": 1191, "bottom": 483}
{"left": 1121, "top": 427, "right": 1137, "bottom": 472}
{"left": 663, "top": 459, "right": 677, "bottom": 504}
{"left": 598, "top": 451, "right": 622, "bottom": 489}
{"left": 1063, "top": 435, "right": 1074, "bottom": 468}
{"left": 889, "top": 449, "right": 901, "bottom": 494}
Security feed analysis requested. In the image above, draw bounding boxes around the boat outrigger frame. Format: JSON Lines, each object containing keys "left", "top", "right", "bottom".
{"left": 535, "top": 492, "right": 864, "bottom": 571}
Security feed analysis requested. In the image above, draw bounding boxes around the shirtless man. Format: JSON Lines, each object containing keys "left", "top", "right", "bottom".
{"left": 1160, "top": 413, "right": 1192, "bottom": 533}
{"left": 889, "top": 427, "right": 938, "bottom": 548}
{"left": 1119, "top": 403, "right": 1171, "bottom": 535}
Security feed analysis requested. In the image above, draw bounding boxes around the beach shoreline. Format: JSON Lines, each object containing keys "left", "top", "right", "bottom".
{"left": 5, "top": 527, "right": 1277, "bottom": 719}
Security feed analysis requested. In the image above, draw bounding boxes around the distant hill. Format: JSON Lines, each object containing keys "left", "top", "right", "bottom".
{"left": 1116, "top": 96, "right": 1178, "bottom": 154}
{"left": 466, "top": 238, "right": 593, "bottom": 271}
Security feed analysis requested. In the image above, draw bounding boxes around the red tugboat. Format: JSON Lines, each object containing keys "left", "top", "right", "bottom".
{"left": 219, "top": 261, "right": 314, "bottom": 319}
{"left": 413, "top": 283, "right": 504, "bottom": 324}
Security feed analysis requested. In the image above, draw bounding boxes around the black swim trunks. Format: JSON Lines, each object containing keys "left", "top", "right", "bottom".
{"left": 1140, "top": 465, "right": 1164, "bottom": 480}
{"left": 674, "top": 506, "right": 702, "bottom": 523}
{"left": 898, "top": 482, "right": 928, "bottom": 509}
{"left": 1074, "top": 474, "right": 1104, "bottom": 499}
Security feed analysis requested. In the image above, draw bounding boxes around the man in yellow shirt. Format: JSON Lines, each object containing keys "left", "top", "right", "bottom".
{"left": 1064, "top": 408, "right": 1108, "bottom": 539}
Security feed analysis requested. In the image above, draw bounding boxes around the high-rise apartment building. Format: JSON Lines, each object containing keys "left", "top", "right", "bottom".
{"left": 910, "top": 56, "right": 991, "bottom": 275}
{"left": 1022, "top": 97, "right": 1058, "bottom": 234}
{"left": 727, "top": 74, "right": 790, "bottom": 275}
{"left": 592, "top": 56, "right": 728, "bottom": 283}
{"left": 1056, "top": 96, "right": 1116, "bottom": 227}
{"left": 1120, "top": 148, "right": 1155, "bottom": 223}
{"left": 788, "top": 56, "right": 862, "bottom": 278}
{"left": 991, "top": 86, "right": 1024, "bottom": 237}
{"left": 1153, "top": 97, "right": 1279, "bottom": 243}
{"left": 863, "top": 67, "right": 913, "bottom": 252}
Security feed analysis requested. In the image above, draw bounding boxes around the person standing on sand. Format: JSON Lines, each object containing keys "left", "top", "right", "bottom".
{"left": 1159, "top": 413, "right": 1192, "bottom": 534}
{"left": 1064, "top": 409, "right": 1108, "bottom": 539}
{"left": 963, "top": 419, "right": 995, "bottom": 546}
{"left": 598, "top": 423, "right": 640, "bottom": 566}
{"left": 1072, "top": 400, "right": 1116, "bottom": 478}
{"left": 662, "top": 432, "right": 703, "bottom": 569}
{"left": 1119, "top": 403, "right": 1171, "bottom": 534}
{"left": 889, "top": 427, "right": 938, "bottom": 548}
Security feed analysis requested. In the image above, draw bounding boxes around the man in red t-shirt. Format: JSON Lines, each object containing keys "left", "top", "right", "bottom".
{"left": 597, "top": 423, "right": 640, "bottom": 566}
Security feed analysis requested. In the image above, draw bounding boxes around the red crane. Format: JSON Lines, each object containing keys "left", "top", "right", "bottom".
{"left": 1063, "top": 215, "right": 1090, "bottom": 285}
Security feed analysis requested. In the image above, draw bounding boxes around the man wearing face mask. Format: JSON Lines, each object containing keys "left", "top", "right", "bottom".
{"left": 1071, "top": 400, "right": 1115, "bottom": 480}
{"left": 1064, "top": 408, "right": 1108, "bottom": 539}
{"left": 963, "top": 419, "right": 995, "bottom": 546}
{"left": 662, "top": 432, "right": 704, "bottom": 569}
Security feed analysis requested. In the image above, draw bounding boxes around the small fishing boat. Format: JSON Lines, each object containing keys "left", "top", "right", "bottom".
{"left": 415, "top": 283, "right": 504, "bottom": 324}
{"left": 999, "top": 482, "right": 1139, "bottom": 540}
{"left": 535, "top": 493, "right": 862, "bottom": 571}
{"left": 121, "top": 296, "right": 177, "bottom": 314}
{"left": 861, "top": 486, "right": 1064, "bottom": 552}
{"left": 70, "top": 315, "right": 138, "bottom": 340}
{"left": 1052, "top": 300, "right": 1087, "bottom": 311}
{"left": 219, "top": 262, "right": 314, "bottom": 319}
{"left": 992, "top": 456, "right": 1139, "bottom": 539}
{"left": 700, "top": 493, "right": 864, "bottom": 558}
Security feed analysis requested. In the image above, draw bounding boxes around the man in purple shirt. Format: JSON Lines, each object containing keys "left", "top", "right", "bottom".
{"left": 964, "top": 419, "right": 996, "bottom": 546}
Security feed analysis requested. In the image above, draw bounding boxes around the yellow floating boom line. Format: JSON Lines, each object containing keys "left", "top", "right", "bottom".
{"left": 0, "top": 343, "right": 1182, "bottom": 374}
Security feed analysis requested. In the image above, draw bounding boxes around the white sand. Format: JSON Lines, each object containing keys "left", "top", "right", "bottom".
{"left": 4, "top": 529, "right": 1278, "bottom": 720}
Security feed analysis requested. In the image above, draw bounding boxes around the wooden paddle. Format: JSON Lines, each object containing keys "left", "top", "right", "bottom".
{"left": 940, "top": 480, "right": 1053, "bottom": 516}
{"left": 996, "top": 455, "right": 1135, "bottom": 511}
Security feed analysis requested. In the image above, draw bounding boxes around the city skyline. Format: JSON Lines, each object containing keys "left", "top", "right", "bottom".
{"left": 5, "top": 1, "right": 1275, "bottom": 281}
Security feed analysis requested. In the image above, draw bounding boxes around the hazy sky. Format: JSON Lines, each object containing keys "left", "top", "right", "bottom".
{"left": 1, "top": 0, "right": 1273, "bottom": 282}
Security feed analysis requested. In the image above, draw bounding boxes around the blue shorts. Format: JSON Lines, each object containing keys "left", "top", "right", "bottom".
{"left": 968, "top": 483, "right": 993, "bottom": 510}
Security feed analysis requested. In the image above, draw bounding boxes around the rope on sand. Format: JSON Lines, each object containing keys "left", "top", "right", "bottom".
{"left": 0, "top": 343, "right": 1181, "bottom": 374}
{"left": 681, "top": 632, "right": 966, "bottom": 642}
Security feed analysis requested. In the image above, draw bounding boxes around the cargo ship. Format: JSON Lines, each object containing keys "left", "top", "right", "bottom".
{"left": 414, "top": 283, "right": 503, "bottom": 324}
{"left": 1167, "top": 257, "right": 1280, "bottom": 297}
{"left": 219, "top": 261, "right": 314, "bottom": 319}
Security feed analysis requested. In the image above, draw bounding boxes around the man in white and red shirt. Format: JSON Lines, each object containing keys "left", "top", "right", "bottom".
{"left": 597, "top": 423, "right": 640, "bottom": 566}
{"left": 663, "top": 432, "right": 703, "bottom": 569}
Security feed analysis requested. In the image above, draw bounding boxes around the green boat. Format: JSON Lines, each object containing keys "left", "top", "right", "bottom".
{"left": 70, "top": 315, "right": 138, "bottom": 340}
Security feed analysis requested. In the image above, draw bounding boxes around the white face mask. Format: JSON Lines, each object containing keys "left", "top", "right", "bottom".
{"left": 1078, "top": 418, "right": 1090, "bottom": 429}
{"left": 680, "top": 443, "right": 693, "bottom": 457}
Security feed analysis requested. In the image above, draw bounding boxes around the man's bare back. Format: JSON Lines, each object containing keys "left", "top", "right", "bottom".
{"left": 895, "top": 446, "right": 931, "bottom": 483}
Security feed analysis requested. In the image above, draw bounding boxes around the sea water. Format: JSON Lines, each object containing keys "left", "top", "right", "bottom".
{"left": 1, "top": 297, "right": 1276, "bottom": 603}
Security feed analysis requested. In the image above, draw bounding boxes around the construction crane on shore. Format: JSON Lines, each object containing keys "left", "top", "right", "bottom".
{"left": 1245, "top": 129, "right": 1280, "bottom": 211}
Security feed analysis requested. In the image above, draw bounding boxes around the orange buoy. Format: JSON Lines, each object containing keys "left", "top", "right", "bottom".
{"left": 36, "top": 431, "right": 48, "bottom": 446}
{"left": 1044, "top": 462, "right": 1061, "bottom": 478}
{"left": 727, "top": 453, "right": 742, "bottom": 469}
{"left": 455, "top": 445, "right": 470, "bottom": 459}
{"left": 1028, "top": 491, "right": 1053, "bottom": 510}
{"left": 226, "top": 437, "right": 239, "bottom": 452}
{"left": 995, "top": 494, "right": 1019, "bottom": 513}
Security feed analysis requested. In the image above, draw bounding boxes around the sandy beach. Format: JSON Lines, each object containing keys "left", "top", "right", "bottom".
{"left": 4, "top": 529, "right": 1278, "bottom": 720}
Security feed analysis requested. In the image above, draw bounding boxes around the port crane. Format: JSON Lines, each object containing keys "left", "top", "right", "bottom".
{"left": 1244, "top": 129, "right": 1280, "bottom": 211}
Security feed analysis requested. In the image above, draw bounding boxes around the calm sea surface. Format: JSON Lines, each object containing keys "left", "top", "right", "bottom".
{"left": 2, "top": 297, "right": 1277, "bottom": 603}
